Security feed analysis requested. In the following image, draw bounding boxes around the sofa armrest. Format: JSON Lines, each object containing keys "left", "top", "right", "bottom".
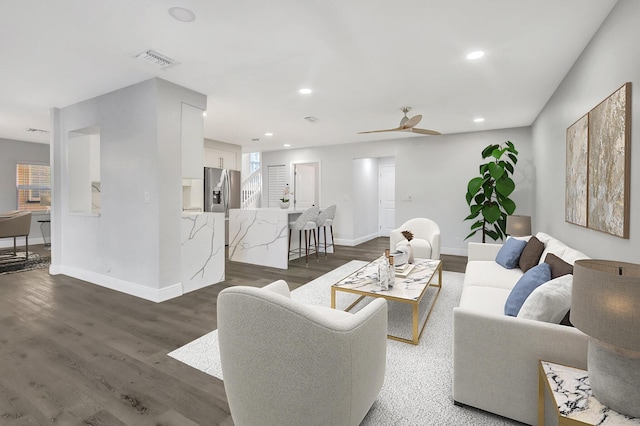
{"left": 467, "top": 242, "right": 502, "bottom": 262}
{"left": 453, "top": 308, "right": 588, "bottom": 425}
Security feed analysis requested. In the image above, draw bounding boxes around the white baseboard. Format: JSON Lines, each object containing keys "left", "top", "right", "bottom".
{"left": 50, "top": 265, "right": 184, "bottom": 303}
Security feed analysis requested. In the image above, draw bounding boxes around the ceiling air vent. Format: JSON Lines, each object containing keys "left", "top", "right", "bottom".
{"left": 26, "top": 128, "right": 49, "bottom": 133}
{"left": 134, "top": 49, "right": 178, "bottom": 68}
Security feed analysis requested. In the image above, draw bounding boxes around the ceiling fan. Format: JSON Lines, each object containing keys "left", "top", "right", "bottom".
{"left": 358, "top": 107, "right": 441, "bottom": 136}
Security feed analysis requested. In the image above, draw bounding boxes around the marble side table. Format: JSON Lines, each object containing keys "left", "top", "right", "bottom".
{"left": 538, "top": 360, "right": 640, "bottom": 425}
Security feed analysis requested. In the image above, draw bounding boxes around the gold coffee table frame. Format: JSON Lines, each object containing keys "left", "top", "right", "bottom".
{"left": 331, "top": 257, "right": 442, "bottom": 345}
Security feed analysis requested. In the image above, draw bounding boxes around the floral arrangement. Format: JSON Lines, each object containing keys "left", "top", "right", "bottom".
{"left": 280, "top": 184, "right": 291, "bottom": 202}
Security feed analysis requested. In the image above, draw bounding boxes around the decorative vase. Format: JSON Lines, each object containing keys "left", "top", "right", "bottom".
{"left": 406, "top": 242, "right": 414, "bottom": 264}
{"left": 279, "top": 201, "right": 290, "bottom": 209}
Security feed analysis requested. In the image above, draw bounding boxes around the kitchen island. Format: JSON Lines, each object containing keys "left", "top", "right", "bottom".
{"left": 228, "top": 208, "right": 306, "bottom": 269}
{"left": 181, "top": 211, "right": 225, "bottom": 292}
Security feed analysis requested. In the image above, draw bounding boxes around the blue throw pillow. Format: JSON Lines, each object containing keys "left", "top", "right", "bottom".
{"left": 495, "top": 238, "right": 528, "bottom": 269}
{"left": 504, "top": 263, "right": 551, "bottom": 316}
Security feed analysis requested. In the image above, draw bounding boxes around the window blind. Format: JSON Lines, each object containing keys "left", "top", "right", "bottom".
{"left": 268, "top": 165, "right": 286, "bottom": 207}
{"left": 16, "top": 163, "right": 51, "bottom": 211}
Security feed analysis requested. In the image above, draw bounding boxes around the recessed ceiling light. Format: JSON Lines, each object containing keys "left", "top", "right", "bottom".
{"left": 474, "top": 117, "right": 485, "bottom": 123}
{"left": 299, "top": 88, "right": 312, "bottom": 95}
{"left": 467, "top": 51, "right": 485, "bottom": 60}
{"left": 283, "top": 144, "right": 291, "bottom": 148}
{"left": 303, "top": 116, "right": 318, "bottom": 123}
{"left": 265, "top": 132, "right": 273, "bottom": 136}
{"left": 168, "top": 6, "right": 196, "bottom": 22}
{"left": 202, "top": 111, "right": 207, "bottom": 117}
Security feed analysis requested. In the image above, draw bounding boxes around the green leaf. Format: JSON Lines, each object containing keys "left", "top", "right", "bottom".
{"left": 470, "top": 221, "right": 484, "bottom": 230}
{"left": 466, "top": 191, "right": 473, "bottom": 204}
{"left": 491, "top": 148, "right": 506, "bottom": 160}
{"left": 467, "top": 177, "right": 484, "bottom": 196}
{"left": 464, "top": 230, "right": 479, "bottom": 240}
{"left": 464, "top": 211, "right": 481, "bottom": 221}
{"left": 485, "top": 229, "right": 500, "bottom": 241}
{"left": 482, "top": 204, "right": 501, "bottom": 223}
{"left": 479, "top": 164, "right": 489, "bottom": 175}
{"left": 496, "top": 176, "right": 515, "bottom": 197}
{"left": 502, "top": 197, "right": 516, "bottom": 215}
{"left": 488, "top": 162, "right": 504, "bottom": 180}
{"left": 508, "top": 153, "right": 518, "bottom": 164}
{"left": 474, "top": 193, "right": 486, "bottom": 205}
{"left": 481, "top": 144, "right": 499, "bottom": 158}
{"left": 504, "top": 162, "right": 514, "bottom": 174}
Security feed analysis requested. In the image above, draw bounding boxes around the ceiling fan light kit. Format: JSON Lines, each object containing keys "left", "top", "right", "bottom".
{"left": 359, "top": 106, "right": 441, "bottom": 136}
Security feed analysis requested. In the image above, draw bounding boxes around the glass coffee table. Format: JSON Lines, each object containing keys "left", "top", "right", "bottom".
{"left": 331, "top": 256, "right": 442, "bottom": 345}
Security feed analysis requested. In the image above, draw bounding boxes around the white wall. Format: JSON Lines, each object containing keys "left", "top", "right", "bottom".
{"left": 50, "top": 78, "right": 207, "bottom": 301}
{"left": 532, "top": 0, "right": 640, "bottom": 263}
{"left": 0, "top": 138, "right": 50, "bottom": 247}
{"left": 261, "top": 126, "right": 533, "bottom": 255}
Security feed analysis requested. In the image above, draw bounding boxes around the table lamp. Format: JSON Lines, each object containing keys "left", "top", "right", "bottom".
{"left": 505, "top": 215, "right": 531, "bottom": 237}
{"left": 571, "top": 259, "right": 640, "bottom": 417}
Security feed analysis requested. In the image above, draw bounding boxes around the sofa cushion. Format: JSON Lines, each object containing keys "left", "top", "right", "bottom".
{"left": 504, "top": 263, "right": 551, "bottom": 316}
{"left": 464, "top": 261, "right": 524, "bottom": 290}
{"left": 458, "top": 286, "right": 512, "bottom": 315}
{"left": 536, "top": 232, "right": 589, "bottom": 266}
{"left": 495, "top": 237, "right": 527, "bottom": 269}
{"left": 517, "top": 274, "right": 573, "bottom": 323}
{"left": 519, "top": 236, "right": 545, "bottom": 272}
{"left": 544, "top": 253, "right": 573, "bottom": 279}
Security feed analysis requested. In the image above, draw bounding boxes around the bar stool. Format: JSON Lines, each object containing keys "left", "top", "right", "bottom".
{"left": 288, "top": 205, "right": 319, "bottom": 267}
{"left": 316, "top": 204, "right": 336, "bottom": 258}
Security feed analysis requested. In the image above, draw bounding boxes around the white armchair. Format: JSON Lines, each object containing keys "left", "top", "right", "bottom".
{"left": 217, "top": 280, "right": 387, "bottom": 426}
{"left": 390, "top": 217, "right": 441, "bottom": 260}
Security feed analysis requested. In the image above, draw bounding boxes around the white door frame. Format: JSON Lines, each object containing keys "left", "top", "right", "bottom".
{"left": 378, "top": 161, "right": 395, "bottom": 237}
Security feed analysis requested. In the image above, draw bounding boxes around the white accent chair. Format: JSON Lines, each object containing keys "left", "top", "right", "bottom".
{"left": 390, "top": 218, "right": 441, "bottom": 260}
{"left": 316, "top": 204, "right": 336, "bottom": 257}
{"left": 217, "top": 280, "right": 387, "bottom": 426}
{"left": 288, "top": 205, "right": 319, "bottom": 267}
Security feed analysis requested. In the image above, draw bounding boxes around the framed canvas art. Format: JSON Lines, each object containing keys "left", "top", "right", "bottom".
{"left": 565, "top": 114, "right": 588, "bottom": 227}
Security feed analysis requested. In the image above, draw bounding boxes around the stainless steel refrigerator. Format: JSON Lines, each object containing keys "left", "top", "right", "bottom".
{"left": 204, "top": 167, "right": 241, "bottom": 244}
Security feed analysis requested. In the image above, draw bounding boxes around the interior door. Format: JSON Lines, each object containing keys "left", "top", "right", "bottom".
{"left": 294, "top": 162, "right": 319, "bottom": 210}
{"left": 378, "top": 163, "right": 395, "bottom": 237}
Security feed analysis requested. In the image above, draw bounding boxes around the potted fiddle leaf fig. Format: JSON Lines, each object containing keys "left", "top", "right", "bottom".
{"left": 464, "top": 141, "right": 518, "bottom": 242}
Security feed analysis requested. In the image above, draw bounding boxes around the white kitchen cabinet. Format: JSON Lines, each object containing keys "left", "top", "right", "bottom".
{"left": 181, "top": 103, "right": 204, "bottom": 179}
{"left": 204, "top": 148, "right": 237, "bottom": 170}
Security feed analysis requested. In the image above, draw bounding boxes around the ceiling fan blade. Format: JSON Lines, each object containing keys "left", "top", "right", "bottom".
{"left": 401, "top": 114, "right": 422, "bottom": 129}
{"left": 358, "top": 127, "right": 402, "bottom": 134}
{"left": 410, "top": 127, "right": 442, "bottom": 136}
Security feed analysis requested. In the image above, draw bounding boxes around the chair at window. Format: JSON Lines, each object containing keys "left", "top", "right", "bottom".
{"left": 0, "top": 210, "right": 32, "bottom": 259}
{"left": 288, "top": 205, "right": 319, "bottom": 267}
{"left": 316, "top": 204, "right": 336, "bottom": 258}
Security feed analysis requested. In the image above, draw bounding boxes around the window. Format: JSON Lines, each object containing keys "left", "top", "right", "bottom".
{"left": 249, "top": 152, "right": 261, "bottom": 174}
{"left": 16, "top": 163, "right": 51, "bottom": 212}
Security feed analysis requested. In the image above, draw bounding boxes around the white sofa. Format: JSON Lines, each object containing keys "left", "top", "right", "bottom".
{"left": 452, "top": 232, "right": 590, "bottom": 425}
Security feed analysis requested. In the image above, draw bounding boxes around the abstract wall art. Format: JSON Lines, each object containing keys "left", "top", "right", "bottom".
{"left": 566, "top": 82, "right": 631, "bottom": 238}
{"left": 566, "top": 114, "right": 589, "bottom": 227}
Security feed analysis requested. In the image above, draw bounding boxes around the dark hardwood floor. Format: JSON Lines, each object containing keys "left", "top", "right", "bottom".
{"left": 0, "top": 238, "right": 466, "bottom": 425}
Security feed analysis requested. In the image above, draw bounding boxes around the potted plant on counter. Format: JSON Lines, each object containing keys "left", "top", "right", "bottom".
{"left": 279, "top": 184, "right": 291, "bottom": 209}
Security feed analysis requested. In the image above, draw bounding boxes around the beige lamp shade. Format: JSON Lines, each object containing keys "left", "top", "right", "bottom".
{"left": 505, "top": 215, "right": 531, "bottom": 237}
{"left": 571, "top": 259, "right": 640, "bottom": 352}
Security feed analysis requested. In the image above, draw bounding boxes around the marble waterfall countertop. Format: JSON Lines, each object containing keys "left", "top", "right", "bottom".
{"left": 181, "top": 212, "right": 225, "bottom": 293}
{"left": 228, "top": 208, "right": 305, "bottom": 269}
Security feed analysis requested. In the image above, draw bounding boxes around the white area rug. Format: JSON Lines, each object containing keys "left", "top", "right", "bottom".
{"left": 169, "top": 261, "right": 521, "bottom": 426}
